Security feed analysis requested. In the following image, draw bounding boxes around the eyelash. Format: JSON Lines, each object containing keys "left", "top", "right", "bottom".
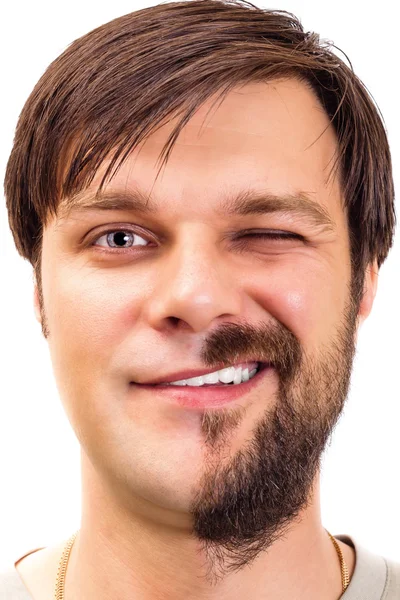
{"left": 91, "top": 228, "right": 303, "bottom": 252}
{"left": 243, "top": 232, "right": 301, "bottom": 241}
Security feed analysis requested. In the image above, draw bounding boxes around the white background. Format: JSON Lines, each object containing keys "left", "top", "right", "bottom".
{"left": 0, "top": 0, "right": 399, "bottom": 570}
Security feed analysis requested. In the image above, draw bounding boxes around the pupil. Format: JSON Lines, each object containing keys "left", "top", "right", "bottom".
{"left": 113, "top": 231, "right": 131, "bottom": 247}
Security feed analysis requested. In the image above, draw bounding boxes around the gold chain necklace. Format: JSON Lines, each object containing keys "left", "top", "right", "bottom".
{"left": 327, "top": 529, "right": 350, "bottom": 591}
{"left": 55, "top": 528, "right": 350, "bottom": 598}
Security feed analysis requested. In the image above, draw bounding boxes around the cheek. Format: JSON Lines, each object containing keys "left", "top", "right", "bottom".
{"left": 247, "top": 260, "right": 349, "bottom": 344}
{"left": 43, "top": 265, "right": 144, "bottom": 383}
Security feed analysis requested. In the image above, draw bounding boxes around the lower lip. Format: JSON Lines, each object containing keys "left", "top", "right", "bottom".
{"left": 129, "top": 364, "right": 274, "bottom": 409}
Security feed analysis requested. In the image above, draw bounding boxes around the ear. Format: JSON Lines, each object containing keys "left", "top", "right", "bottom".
{"left": 357, "top": 259, "right": 379, "bottom": 329}
{"left": 33, "top": 272, "right": 42, "bottom": 325}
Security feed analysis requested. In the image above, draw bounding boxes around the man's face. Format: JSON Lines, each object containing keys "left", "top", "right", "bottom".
{"left": 36, "top": 78, "right": 376, "bottom": 579}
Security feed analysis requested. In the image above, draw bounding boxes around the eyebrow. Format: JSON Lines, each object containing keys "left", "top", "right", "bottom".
{"left": 57, "top": 187, "right": 336, "bottom": 232}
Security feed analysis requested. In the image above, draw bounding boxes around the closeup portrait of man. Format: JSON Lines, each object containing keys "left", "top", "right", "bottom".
{"left": 1, "top": 0, "right": 399, "bottom": 598}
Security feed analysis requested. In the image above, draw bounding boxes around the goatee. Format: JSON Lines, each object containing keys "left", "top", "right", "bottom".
{"left": 190, "top": 294, "right": 359, "bottom": 584}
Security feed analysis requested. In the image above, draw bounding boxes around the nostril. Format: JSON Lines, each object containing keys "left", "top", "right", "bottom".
{"left": 169, "top": 317, "right": 180, "bottom": 326}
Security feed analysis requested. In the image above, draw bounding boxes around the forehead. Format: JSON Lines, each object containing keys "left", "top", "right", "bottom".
{"left": 57, "top": 78, "right": 344, "bottom": 225}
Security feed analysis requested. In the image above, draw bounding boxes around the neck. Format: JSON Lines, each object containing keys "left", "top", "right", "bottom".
{"left": 64, "top": 465, "right": 355, "bottom": 600}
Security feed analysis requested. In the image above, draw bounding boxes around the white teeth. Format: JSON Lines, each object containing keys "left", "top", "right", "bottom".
{"left": 233, "top": 367, "right": 242, "bottom": 385}
{"left": 166, "top": 364, "right": 260, "bottom": 386}
{"left": 184, "top": 375, "right": 203, "bottom": 386}
{"left": 203, "top": 371, "right": 219, "bottom": 384}
{"left": 218, "top": 366, "right": 236, "bottom": 384}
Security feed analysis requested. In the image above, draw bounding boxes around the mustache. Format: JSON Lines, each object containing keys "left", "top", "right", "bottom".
{"left": 200, "top": 320, "right": 302, "bottom": 383}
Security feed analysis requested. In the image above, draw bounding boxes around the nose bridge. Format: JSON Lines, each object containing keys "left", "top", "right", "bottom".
{"left": 145, "top": 225, "right": 242, "bottom": 331}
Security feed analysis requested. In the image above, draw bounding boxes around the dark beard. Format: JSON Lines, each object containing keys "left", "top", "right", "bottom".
{"left": 189, "top": 295, "right": 358, "bottom": 584}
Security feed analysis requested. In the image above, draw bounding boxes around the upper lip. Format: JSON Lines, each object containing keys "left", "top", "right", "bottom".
{"left": 132, "top": 361, "right": 271, "bottom": 385}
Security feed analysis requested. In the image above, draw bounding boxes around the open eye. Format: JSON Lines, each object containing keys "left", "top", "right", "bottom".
{"left": 93, "top": 229, "right": 150, "bottom": 249}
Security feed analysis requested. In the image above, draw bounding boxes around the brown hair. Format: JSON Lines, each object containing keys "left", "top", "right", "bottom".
{"left": 4, "top": 0, "right": 396, "bottom": 308}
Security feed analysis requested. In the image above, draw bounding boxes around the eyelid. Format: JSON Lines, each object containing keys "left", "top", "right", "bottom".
{"left": 234, "top": 229, "right": 304, "bottom": 241}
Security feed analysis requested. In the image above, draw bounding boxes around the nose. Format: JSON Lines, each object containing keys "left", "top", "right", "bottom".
{"left": 145, "top": 228, "right": 243, "bottom": 333}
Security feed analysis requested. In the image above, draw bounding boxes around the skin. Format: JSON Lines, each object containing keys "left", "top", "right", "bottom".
{"left": 19, "top": 78, "right": 378, "bottom": 599}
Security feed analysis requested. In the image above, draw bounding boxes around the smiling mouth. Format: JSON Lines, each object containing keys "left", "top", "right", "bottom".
{"left": 132, "top": 362, "right": 272, "bottom": 388}
{"left": 129, "top": 363, "right": 275, "bottom": 409}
